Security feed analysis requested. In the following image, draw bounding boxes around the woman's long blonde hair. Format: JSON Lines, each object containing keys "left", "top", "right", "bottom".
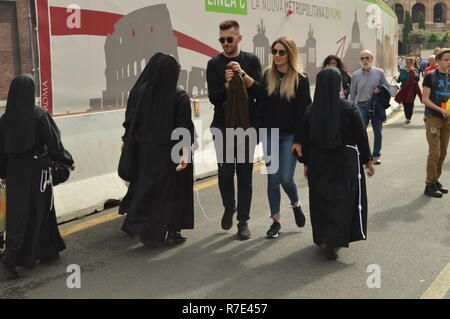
{"left": 266, "top": 37, "right": 304, "bottom": 101}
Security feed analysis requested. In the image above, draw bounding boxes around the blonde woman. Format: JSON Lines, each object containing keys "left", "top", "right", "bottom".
{"left": 254, "top": 37, "right": 312, "bottom": 238}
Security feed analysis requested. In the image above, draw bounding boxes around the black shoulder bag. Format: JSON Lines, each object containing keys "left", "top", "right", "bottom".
{"left": 118, "top": 102, "right": 140, "bottom": 182}
{"left": 34, "top": 147, "right": 71, "bottom": 186}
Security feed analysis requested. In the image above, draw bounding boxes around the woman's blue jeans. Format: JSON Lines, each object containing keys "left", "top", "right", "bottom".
{"left": 263, "top": 132, "right": 299, "bottom": 217}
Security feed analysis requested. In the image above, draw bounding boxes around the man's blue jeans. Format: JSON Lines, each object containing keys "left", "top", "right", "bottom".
{"left": 358, "top": 103, "right": 382, "bottom": 158}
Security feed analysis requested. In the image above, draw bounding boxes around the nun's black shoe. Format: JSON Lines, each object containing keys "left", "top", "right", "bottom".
{"left": 39, "top": 253, "right": 60, "bottom": 265}
{"left": 166, "top": 232, "right": 187, "bottom": 246}
{"left": 436, "top": 181, "right": 448, "bottom": 194}
{"left": 140, "top": 235, "right": 165, "bottom": 248}
{"left": 319, "top": 243, "right": 338, "bottom": 260}
{"left": 0, "top": 256, "right": 19, "bottom": 279}
{"left": 221, "top": 207, "right": 237, "bottom": 230}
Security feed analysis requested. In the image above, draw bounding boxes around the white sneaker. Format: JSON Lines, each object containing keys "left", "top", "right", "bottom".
{"left": 373, "top": 157, "right": 381, "bottom": 165}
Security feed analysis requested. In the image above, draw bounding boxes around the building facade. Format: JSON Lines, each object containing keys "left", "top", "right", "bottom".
{"left": 0, "top": 0, "right": 37, "bottom": 103}
{"left": 394, "top": 0, "right": 450, "bottom": 32}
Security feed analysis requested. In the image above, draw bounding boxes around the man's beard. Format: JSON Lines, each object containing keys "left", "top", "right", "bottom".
{"left": 361, "top": 62, "right": 372, "bottom": 70}
{"left": 225, "top": 46, "right": 238, "bottom": 55}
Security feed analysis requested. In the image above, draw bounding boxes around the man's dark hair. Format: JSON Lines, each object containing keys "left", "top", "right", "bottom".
{"left": 219, "top": 20, "right": 240, "bottom": 32}
{"left": 436, "top": 48, "right": 450, "bottom": 60}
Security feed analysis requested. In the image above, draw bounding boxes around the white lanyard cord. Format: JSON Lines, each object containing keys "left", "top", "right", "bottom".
{"left": 345, "top": 145, "right": 366, "bottom": 240}
{"left": 40, "top": 168, "right": 54, "bottom": 212}
{"left": 191, "top": 147, "right": 209, "bottom": 221}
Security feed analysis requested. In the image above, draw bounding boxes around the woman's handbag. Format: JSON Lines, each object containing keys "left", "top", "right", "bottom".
{"left": 389, "top": 78, "right": 400, "bottom": 97}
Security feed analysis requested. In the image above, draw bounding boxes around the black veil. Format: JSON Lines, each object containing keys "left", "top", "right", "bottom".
{"left": 3, "top": 74, "right": 37, "bottom": 154}
{"left": 309, "top": 67, "right": 343, "bottom": 150}
{"left": 136, "top": 54, "right": 180, "bottom": 144}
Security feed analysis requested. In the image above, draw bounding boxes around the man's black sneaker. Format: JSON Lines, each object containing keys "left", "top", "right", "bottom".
{"left": 166, "top": 232, "right": 187, "bottom": 246}
{"left": 237, "top": 222, "right": 251, "bottom": 240}
{"left": 424, "top": 184, "right": 443, "bottom": 198}
{"left": 266, "top": 221, "right": 281, "bottom": 238}
{"left": 292, "top": 205, "right": 306, "bottom": 228}
{"left": 0, "top": 256, "right": 18, "bottom": 279}
{"left": 436, "top": 181, "right": 448, "bottom": 194}
{"left": 221, "top": 207, "right": 237, "bottom": 230}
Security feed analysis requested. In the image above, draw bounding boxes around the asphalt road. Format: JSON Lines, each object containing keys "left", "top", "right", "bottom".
{"left": 0, "top": 105, "right": 449, "bottom": 299}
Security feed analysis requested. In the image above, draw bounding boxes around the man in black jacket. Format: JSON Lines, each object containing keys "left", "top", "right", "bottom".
{"left": 207, "top": 20, "right": 262, "bottom": 240}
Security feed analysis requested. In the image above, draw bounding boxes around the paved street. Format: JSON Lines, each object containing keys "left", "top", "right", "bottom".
{"left": 0, "top": 105, "right": 449, "bottom": 299}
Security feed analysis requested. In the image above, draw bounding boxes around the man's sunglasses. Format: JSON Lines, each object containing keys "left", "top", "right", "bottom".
{"left": 272, "top": 49, "right": 287, "bottom": 56}
{"left": 360, "top": 56, "right": 371, "bottom": 60}
{"left": 219, "top": 37, "right": 235, "bottom": 44}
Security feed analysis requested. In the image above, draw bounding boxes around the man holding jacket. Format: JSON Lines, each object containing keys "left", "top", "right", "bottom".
{"left": 206, "top": 20, "right": 262, "bottom": 240}
{"left": 350, "top": 50, "right": 389, "bottom": 165}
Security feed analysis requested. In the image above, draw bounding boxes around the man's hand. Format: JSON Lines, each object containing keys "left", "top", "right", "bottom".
{"left": 292, "top": 143, "right": 302, "bottom": 157}
{"left": 225, "top": 69, "right": 234, "bottom": 87}
{"left": 227, "top": 61, "right": 243, "bottom": 74}
{"left": 304, "top": 165, "right": 308, "bottom": 179}
{"left": 0, "top": 178, "right": 6, "bottom": 185}
{"left": 71, "top": 163, "right": 76, "bottom": 171}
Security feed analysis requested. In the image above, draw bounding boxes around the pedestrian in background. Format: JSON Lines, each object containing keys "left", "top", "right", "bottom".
{"left": 399, "top": 56, "right": 406, "bottom": 70}
{"left": 322, "top": 55, "right": 352, "bottom": 99}
{"left": 420, "top": 57, "right": 429, "bottom": 76}
{"left": 0, "top": 75, "right": 75, "bottom": 279}
{"left": 424, "top": 55, "right": 438, "bottom": 76}
{"left": 253, "top": 36, "right": 311, "bottom": 238}
{"left": 349, "top": 50, "right": 389, "bottom": 165}
{"left": 395, "top": 56, "right": 422, "bottom": 125}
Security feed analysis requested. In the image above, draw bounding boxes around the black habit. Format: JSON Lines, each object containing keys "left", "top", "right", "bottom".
{"left": 121, "top": 54, "right": 195, "bottom": 243}
{"left": 295, "top": 67, "right": 371, "bottom": 248}
{"left": 0, "top": 75, "right": 74, "bottom": 269}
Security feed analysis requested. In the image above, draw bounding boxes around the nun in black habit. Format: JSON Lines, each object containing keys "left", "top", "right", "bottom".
{"left": 0, "top": 75, "right": 74, "bottom": 278}
{"left": 118, "top": 52, "right": 164, "bottom": 215}
{"left": 121, "top": 53, "right": 196, "bottom": 246}
{"left": 294, "top": 67, "right": 375, "bottom": 260}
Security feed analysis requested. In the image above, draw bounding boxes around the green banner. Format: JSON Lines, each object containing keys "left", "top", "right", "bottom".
{"left": 363, "top": 0, "right": 396, "bottom": 20}
{"left": 205, "top": 0, "right": 248, "bottom": 16}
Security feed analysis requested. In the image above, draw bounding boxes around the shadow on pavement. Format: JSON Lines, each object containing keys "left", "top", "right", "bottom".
{"left": 368, "top": 195, "right": 432, "bottom": 232}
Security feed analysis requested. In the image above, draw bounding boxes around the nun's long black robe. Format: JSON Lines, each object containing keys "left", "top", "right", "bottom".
{"left": 296, "top": 101, "right": 371, "bottom": 247}
{"left": 0, "top": 106, "right": 73, "bottom": 268}
{"left": 121, "top": 88, "right": 195, "bottom": 242}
